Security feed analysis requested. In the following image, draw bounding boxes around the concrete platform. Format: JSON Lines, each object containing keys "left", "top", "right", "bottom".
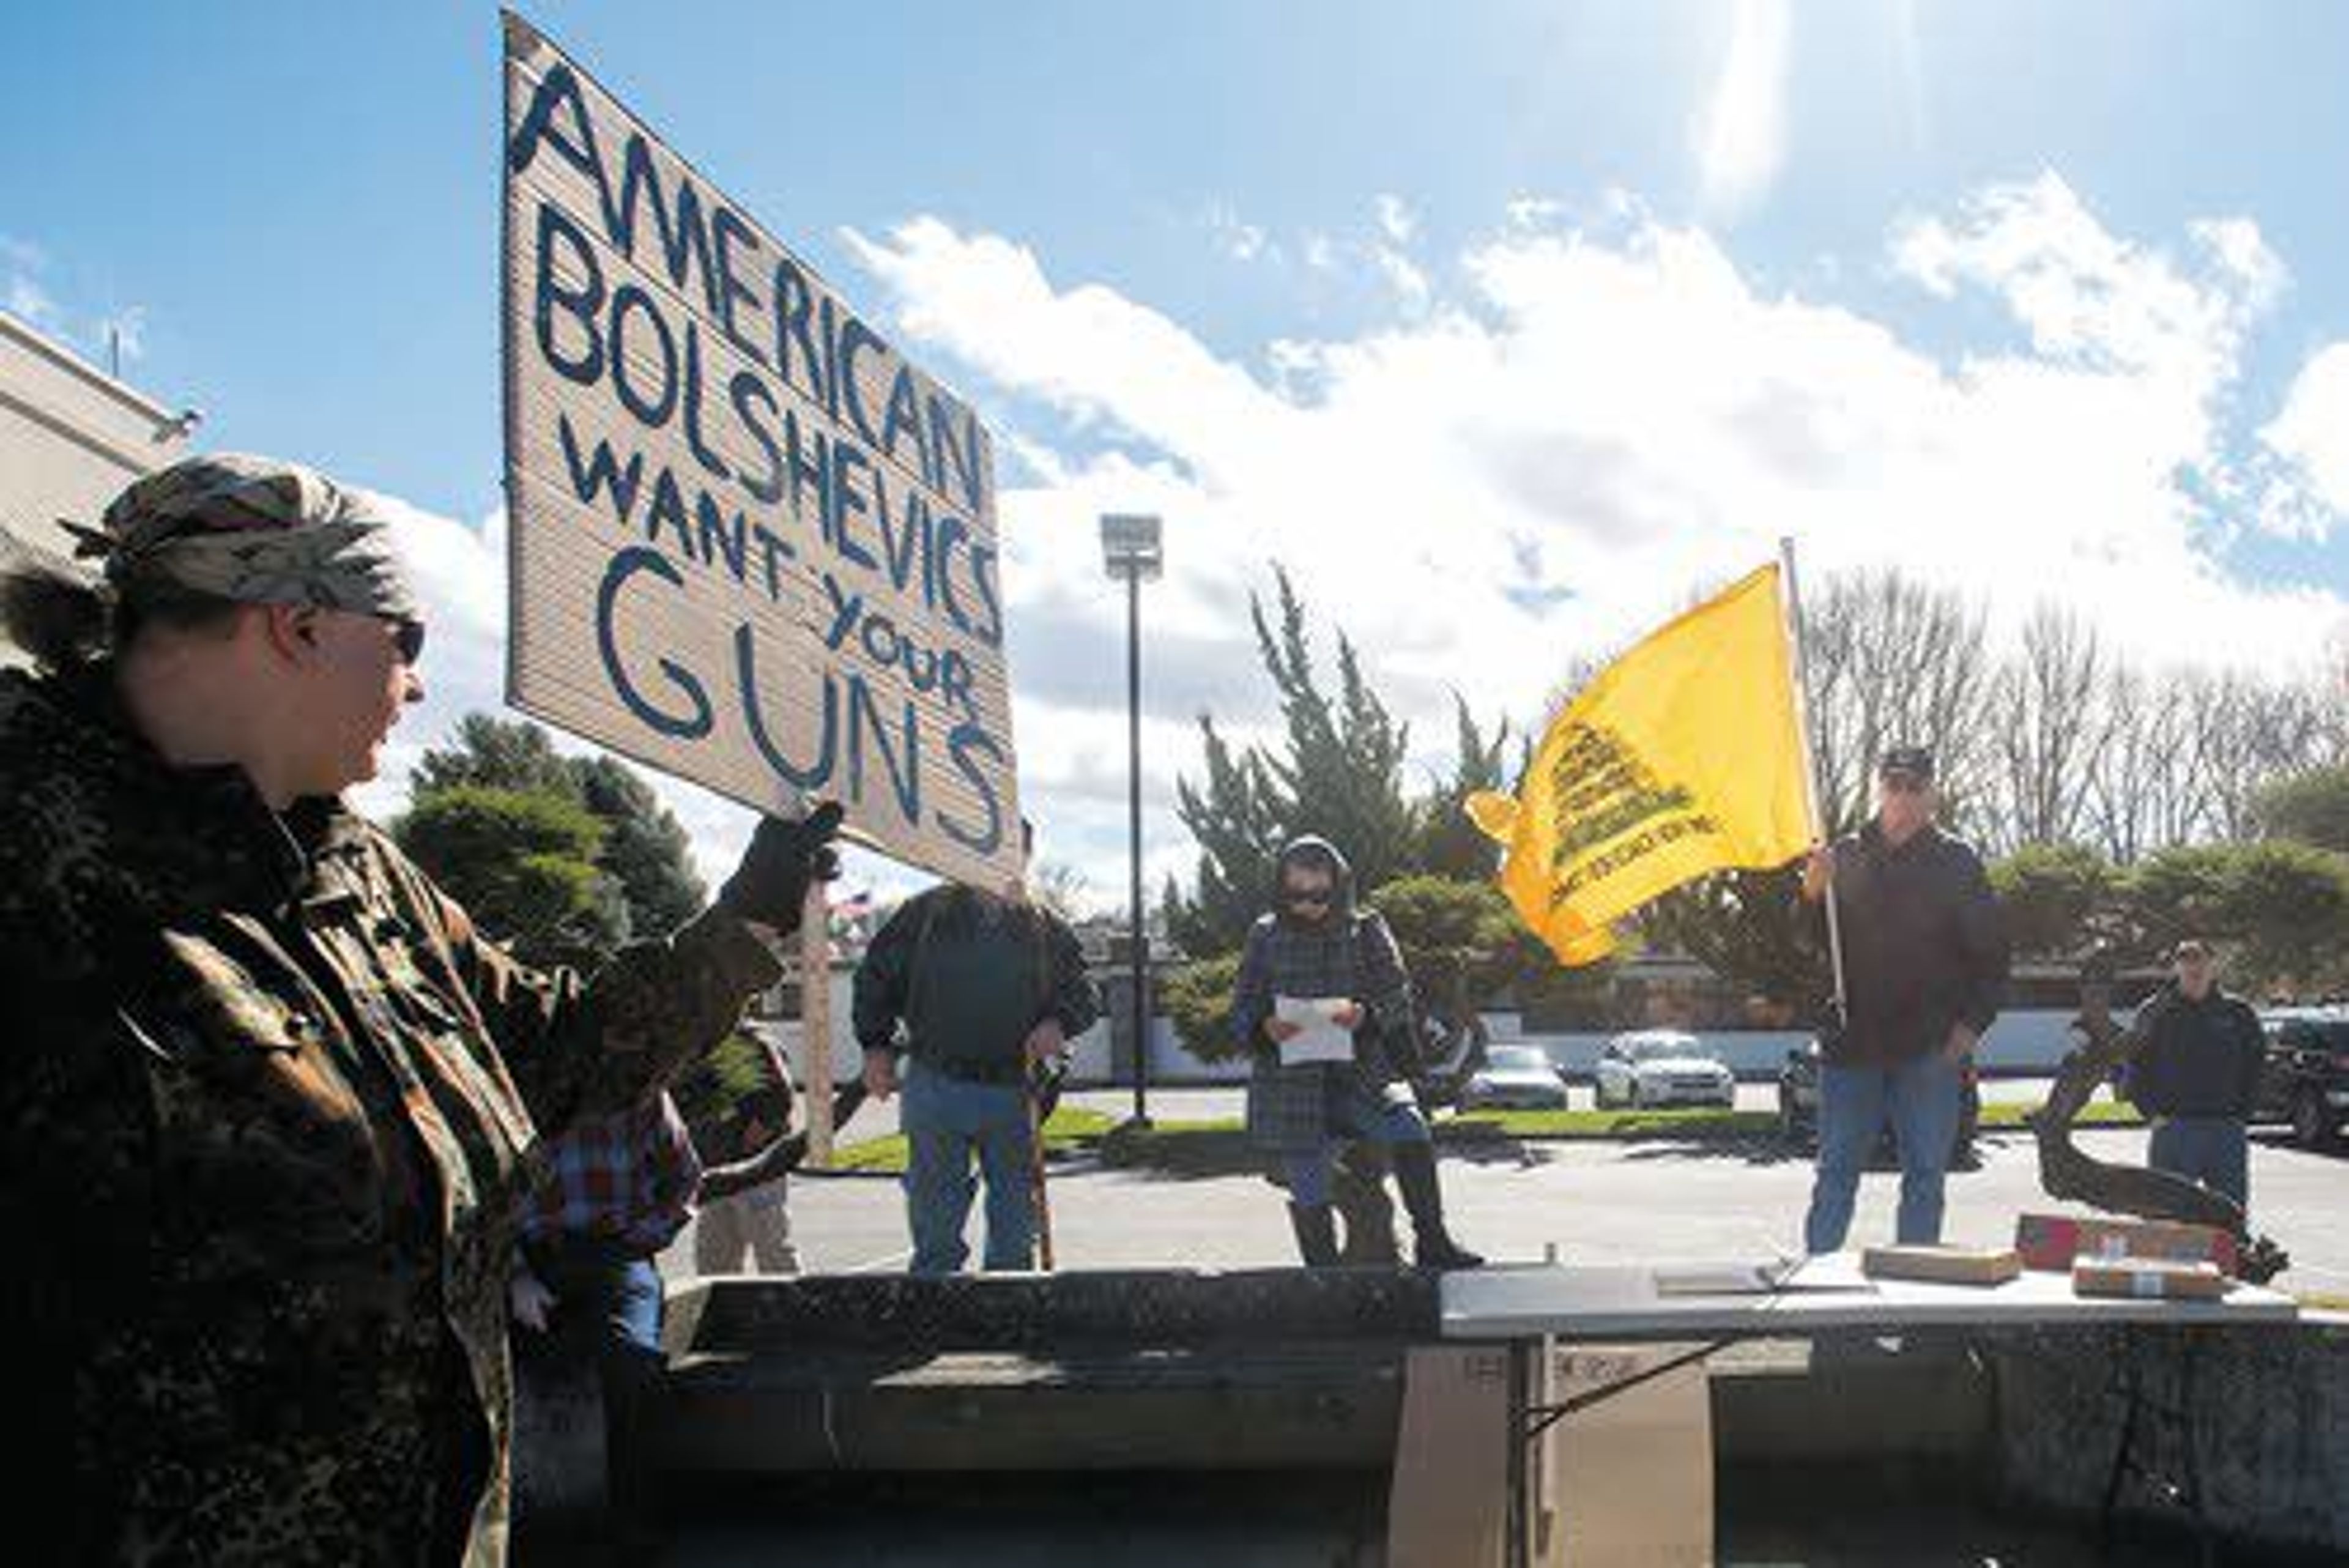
{"left": 513, "top": 1271, "right": 2349, "bottom": 1563}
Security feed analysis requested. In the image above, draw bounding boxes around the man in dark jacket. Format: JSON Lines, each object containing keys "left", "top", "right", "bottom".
{"left": 1233, "top": 836, "right": 1482, "bottom": 1270}
{"left": 853, "top": 835, "right": 1102, "bottom": 1274}
{"left": 2126, "top": 938, "right": 2264, "bottom": 1211}
{"left": 1801, "top": 748, "right": 2009, "bottom": 1253}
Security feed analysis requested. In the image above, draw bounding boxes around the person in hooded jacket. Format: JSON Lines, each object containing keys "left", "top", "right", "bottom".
{"left": 1232, "top": 837, "right": 1482, "bottom": 1270}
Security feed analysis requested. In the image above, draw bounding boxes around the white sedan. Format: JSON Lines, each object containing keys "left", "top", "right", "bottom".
{"left": 1592, "top": 1031, "right": 1737, "bottom": 1110}
{"left": 1458, "top": 1045, "right": 1572, "bottom": 1111}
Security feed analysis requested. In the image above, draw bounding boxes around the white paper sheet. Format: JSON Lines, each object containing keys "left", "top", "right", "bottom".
{"left": 1275, "top": 995, "right": 1356, "bottom": 1066}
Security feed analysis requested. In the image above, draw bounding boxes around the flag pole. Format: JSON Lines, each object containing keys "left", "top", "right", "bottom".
{"left": 1777, "top": 537, "right": 1848, "bottom": 1024}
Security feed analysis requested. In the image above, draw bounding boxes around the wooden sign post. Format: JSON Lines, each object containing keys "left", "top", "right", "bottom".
{"left": 800, "top": 880, "right": 834, "bottom": 1167}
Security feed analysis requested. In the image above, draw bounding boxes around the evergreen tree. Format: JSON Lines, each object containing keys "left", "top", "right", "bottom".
{"left": 1416, "top": 696, "right": 1512, "bottom": 882}
{"left": 393, "top": 786, "right": 624, "bottom": 968}
{"left": 411, "top": 713, "right": 574, "bottom": 798}
{"left": 1168, "top": 567, "right": 1422, "bottom": 953}
{"left": 1169, "top": 716, "right": 1288, "bottom": 954}
{"left": 574, "top": 754, "right": 707, "bottom": 940}
{"left": 407, "top": 713, "right": 707, "bottom": 946}
{"left": 1249, "top": 567, "right": 1420, "bottom": 896}
{"left": 1640, "top": 866, "right": 1824, "bottom": 1014}
{"left": 2254, "top": 765, "right": 2349, "bottom": 854}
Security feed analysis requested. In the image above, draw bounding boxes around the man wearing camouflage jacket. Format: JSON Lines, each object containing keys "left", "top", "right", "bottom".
{"left": 0, "top": 454, "right": 839, "bottom": 1565}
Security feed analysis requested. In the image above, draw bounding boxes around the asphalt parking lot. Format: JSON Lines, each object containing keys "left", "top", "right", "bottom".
{"left": 669, "top": 1095, "right": 2349, "bottom": 1299}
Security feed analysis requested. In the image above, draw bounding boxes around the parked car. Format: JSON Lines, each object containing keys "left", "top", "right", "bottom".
{"left": 1458, "top": 1044, "right": 1571, "bottom": 1112}
{"left": 2253, "top": 1006, "right": 2349, "bottom": 1150}
{"left": 1593, "top": 1031, "right": 1736, "bottom": 1110}
{"left": 1777, "top": 1038, "right": 1981, "bottom": 1165}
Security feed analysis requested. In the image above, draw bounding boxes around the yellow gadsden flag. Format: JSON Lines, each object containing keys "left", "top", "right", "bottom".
{"left": 1468, "top": 563, "right": 1811, "bottom": 965}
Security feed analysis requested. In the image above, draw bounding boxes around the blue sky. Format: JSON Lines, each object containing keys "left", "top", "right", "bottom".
{"left": 7, "top": 2, "right": 2345, "bottom": 897}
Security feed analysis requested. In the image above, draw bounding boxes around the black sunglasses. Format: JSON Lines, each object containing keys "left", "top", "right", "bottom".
{"left": 1283, "top": 888, "right": 1333, "bottom": 907}
{"left": 385, "top": 616, "right": 426, "bottom": 665}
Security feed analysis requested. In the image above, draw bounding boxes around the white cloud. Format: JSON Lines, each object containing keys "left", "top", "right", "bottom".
{"left": 2, "top": 236, "right": 154, "bottom": 373}
{"left": 1371, "top": 247, "right": 1432, "bottom": 313}
{"left": 1694, "top": 0, "right": 1793, "bottom": 221}
{"left": 2258, "top": 341, "right": 2349, "bottom": 538}
{"left": 1375, "top": 193, "right": 1419, "bottom": 245}
{"left": 1892, "top": 174, "right": 2283, "bottom": 390}
{"left": 1202, "top": 201, "right": 1271, "bottom": 264}
{"left": 350, "top": 177, "right": 2349, "bottom": 915}
{"left": 1505, "top": 196, "right": 1566, "bottom": 232}
{"left": 6, "top": 273, "right": 58, "bottom": 329}
{"left": 833, "top": 185, "right": 2343, "bottom": 902}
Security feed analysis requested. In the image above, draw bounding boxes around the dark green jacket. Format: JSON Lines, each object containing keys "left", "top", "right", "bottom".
{"left": 852, "top": 886, "right": 1099, "bottom": 1068}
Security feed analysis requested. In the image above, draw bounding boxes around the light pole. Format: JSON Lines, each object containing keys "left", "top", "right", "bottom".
{"left": 1100, "top": 513, "right": 1162, "bottom": 1129}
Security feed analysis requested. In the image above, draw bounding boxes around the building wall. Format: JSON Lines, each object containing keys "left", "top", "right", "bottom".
{"left": 759, "top": 956, "right": 2098, "bottom": 1091}
{"left": 0, "top": 310, "right": 193, "bottom": 628}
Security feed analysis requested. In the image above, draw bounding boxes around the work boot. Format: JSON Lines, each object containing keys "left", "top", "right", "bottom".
{"left": 1392, "top": 1141, "right": 1485, "bottom": 1271}
{"left": 1288, "top": 1202, "right": 1341, "bottom": 1268}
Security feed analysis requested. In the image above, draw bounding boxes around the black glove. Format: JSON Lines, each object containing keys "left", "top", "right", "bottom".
{"left": 716, "top": 802, "right": 844, "bottom": 932}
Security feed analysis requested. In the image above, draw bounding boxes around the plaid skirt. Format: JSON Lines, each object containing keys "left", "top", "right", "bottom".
{"left": 1247, "top": 1054, "right": 1419, "bottom": 1156}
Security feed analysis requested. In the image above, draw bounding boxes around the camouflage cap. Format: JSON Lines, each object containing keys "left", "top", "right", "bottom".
{"left": 69, "top": 453, "right": 421, "bottom": 620}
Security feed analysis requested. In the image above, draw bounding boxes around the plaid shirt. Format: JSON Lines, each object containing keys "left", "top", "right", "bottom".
{"left": 521, "top": 1091, "right": 703, "bottom": 1255}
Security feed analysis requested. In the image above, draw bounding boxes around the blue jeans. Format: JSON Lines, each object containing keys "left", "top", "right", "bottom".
{"left": 1804, "top": 1053, "right": 1961, "bottom": 1253}
{"left": 522, "top": 1240, "right": 666, "bottom": 1523}
{"left": 530, "top": 1240, "right": 665, "bottom": 1361}
{"left": 1284, "top": 1077, "right": 1431, "bottom": 1208}
{"left": 2149, "top": 1117, "right": 2249, "bottom": 1211}
{"left": 902, "top": 1059, "right": 1036, "bottom": 1274}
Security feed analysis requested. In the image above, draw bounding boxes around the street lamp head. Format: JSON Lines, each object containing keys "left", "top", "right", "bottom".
{"left": 1100, "top": 512, "right": 1163, "bottom": 582}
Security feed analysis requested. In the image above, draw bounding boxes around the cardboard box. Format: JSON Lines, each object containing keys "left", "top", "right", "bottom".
{"left": 1861, "top": 1244, "right": 2023, "bottom": 1286}
{"left": 2014, "top": 1212, "right": 2238, "bottom": 1277}
{"left": 1387, "top": 1341, "right": 1713, "bottom": 1568}
{"left": 2073, "top": 1258, "right": 2230, "bottom": 1301}
{"left": 1551, "top": 1343, "right": 1713, "bottom": 1567}
{"left": 1389, "top": 1345, "right": 1514, "bottom": 1568}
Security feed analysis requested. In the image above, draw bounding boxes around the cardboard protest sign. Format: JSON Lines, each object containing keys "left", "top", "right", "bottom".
{"left": 500, "top": 13, "right": 1017, "bottom": 887}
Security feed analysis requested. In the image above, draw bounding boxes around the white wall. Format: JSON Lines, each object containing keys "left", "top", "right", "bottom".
{"left": 1508, "top": 1010, "right": 2081, "bottom": 1079}
{"left": 0, "top": 311, "right": 190, "bottom": 570}
{"left": 757, "top": 968, "right": 2085, "bottom": 1090}
{"left": 1063, "top": 1008, "right": 2085, "bottom": 1087}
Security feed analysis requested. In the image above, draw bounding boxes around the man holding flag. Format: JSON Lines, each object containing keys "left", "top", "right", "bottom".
{"left": 1800, "top": 749, "right": 2008, "bottom": 1254}
{"left": 1470, "top": 551, "right": 2006, "bottom": 1255}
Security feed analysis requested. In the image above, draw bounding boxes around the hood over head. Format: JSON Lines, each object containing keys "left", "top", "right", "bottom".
{"left": 1272, "top": 834, "right": 1356, "bottom": 922}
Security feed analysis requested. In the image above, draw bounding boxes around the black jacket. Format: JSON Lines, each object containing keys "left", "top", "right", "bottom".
{"left": 1819, "top": 821, "right": 2009, "bottom": 1066}
{"left": 2125, "top": 985, "right": 2264, "bottom": 1120}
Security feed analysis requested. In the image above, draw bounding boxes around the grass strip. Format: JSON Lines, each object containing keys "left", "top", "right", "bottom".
{"left": 823, "top": 1098, "right": 2148, "bottom": 1175}
{"left": 824, "top": 1106, "right": 1121, "bottom": 1176}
